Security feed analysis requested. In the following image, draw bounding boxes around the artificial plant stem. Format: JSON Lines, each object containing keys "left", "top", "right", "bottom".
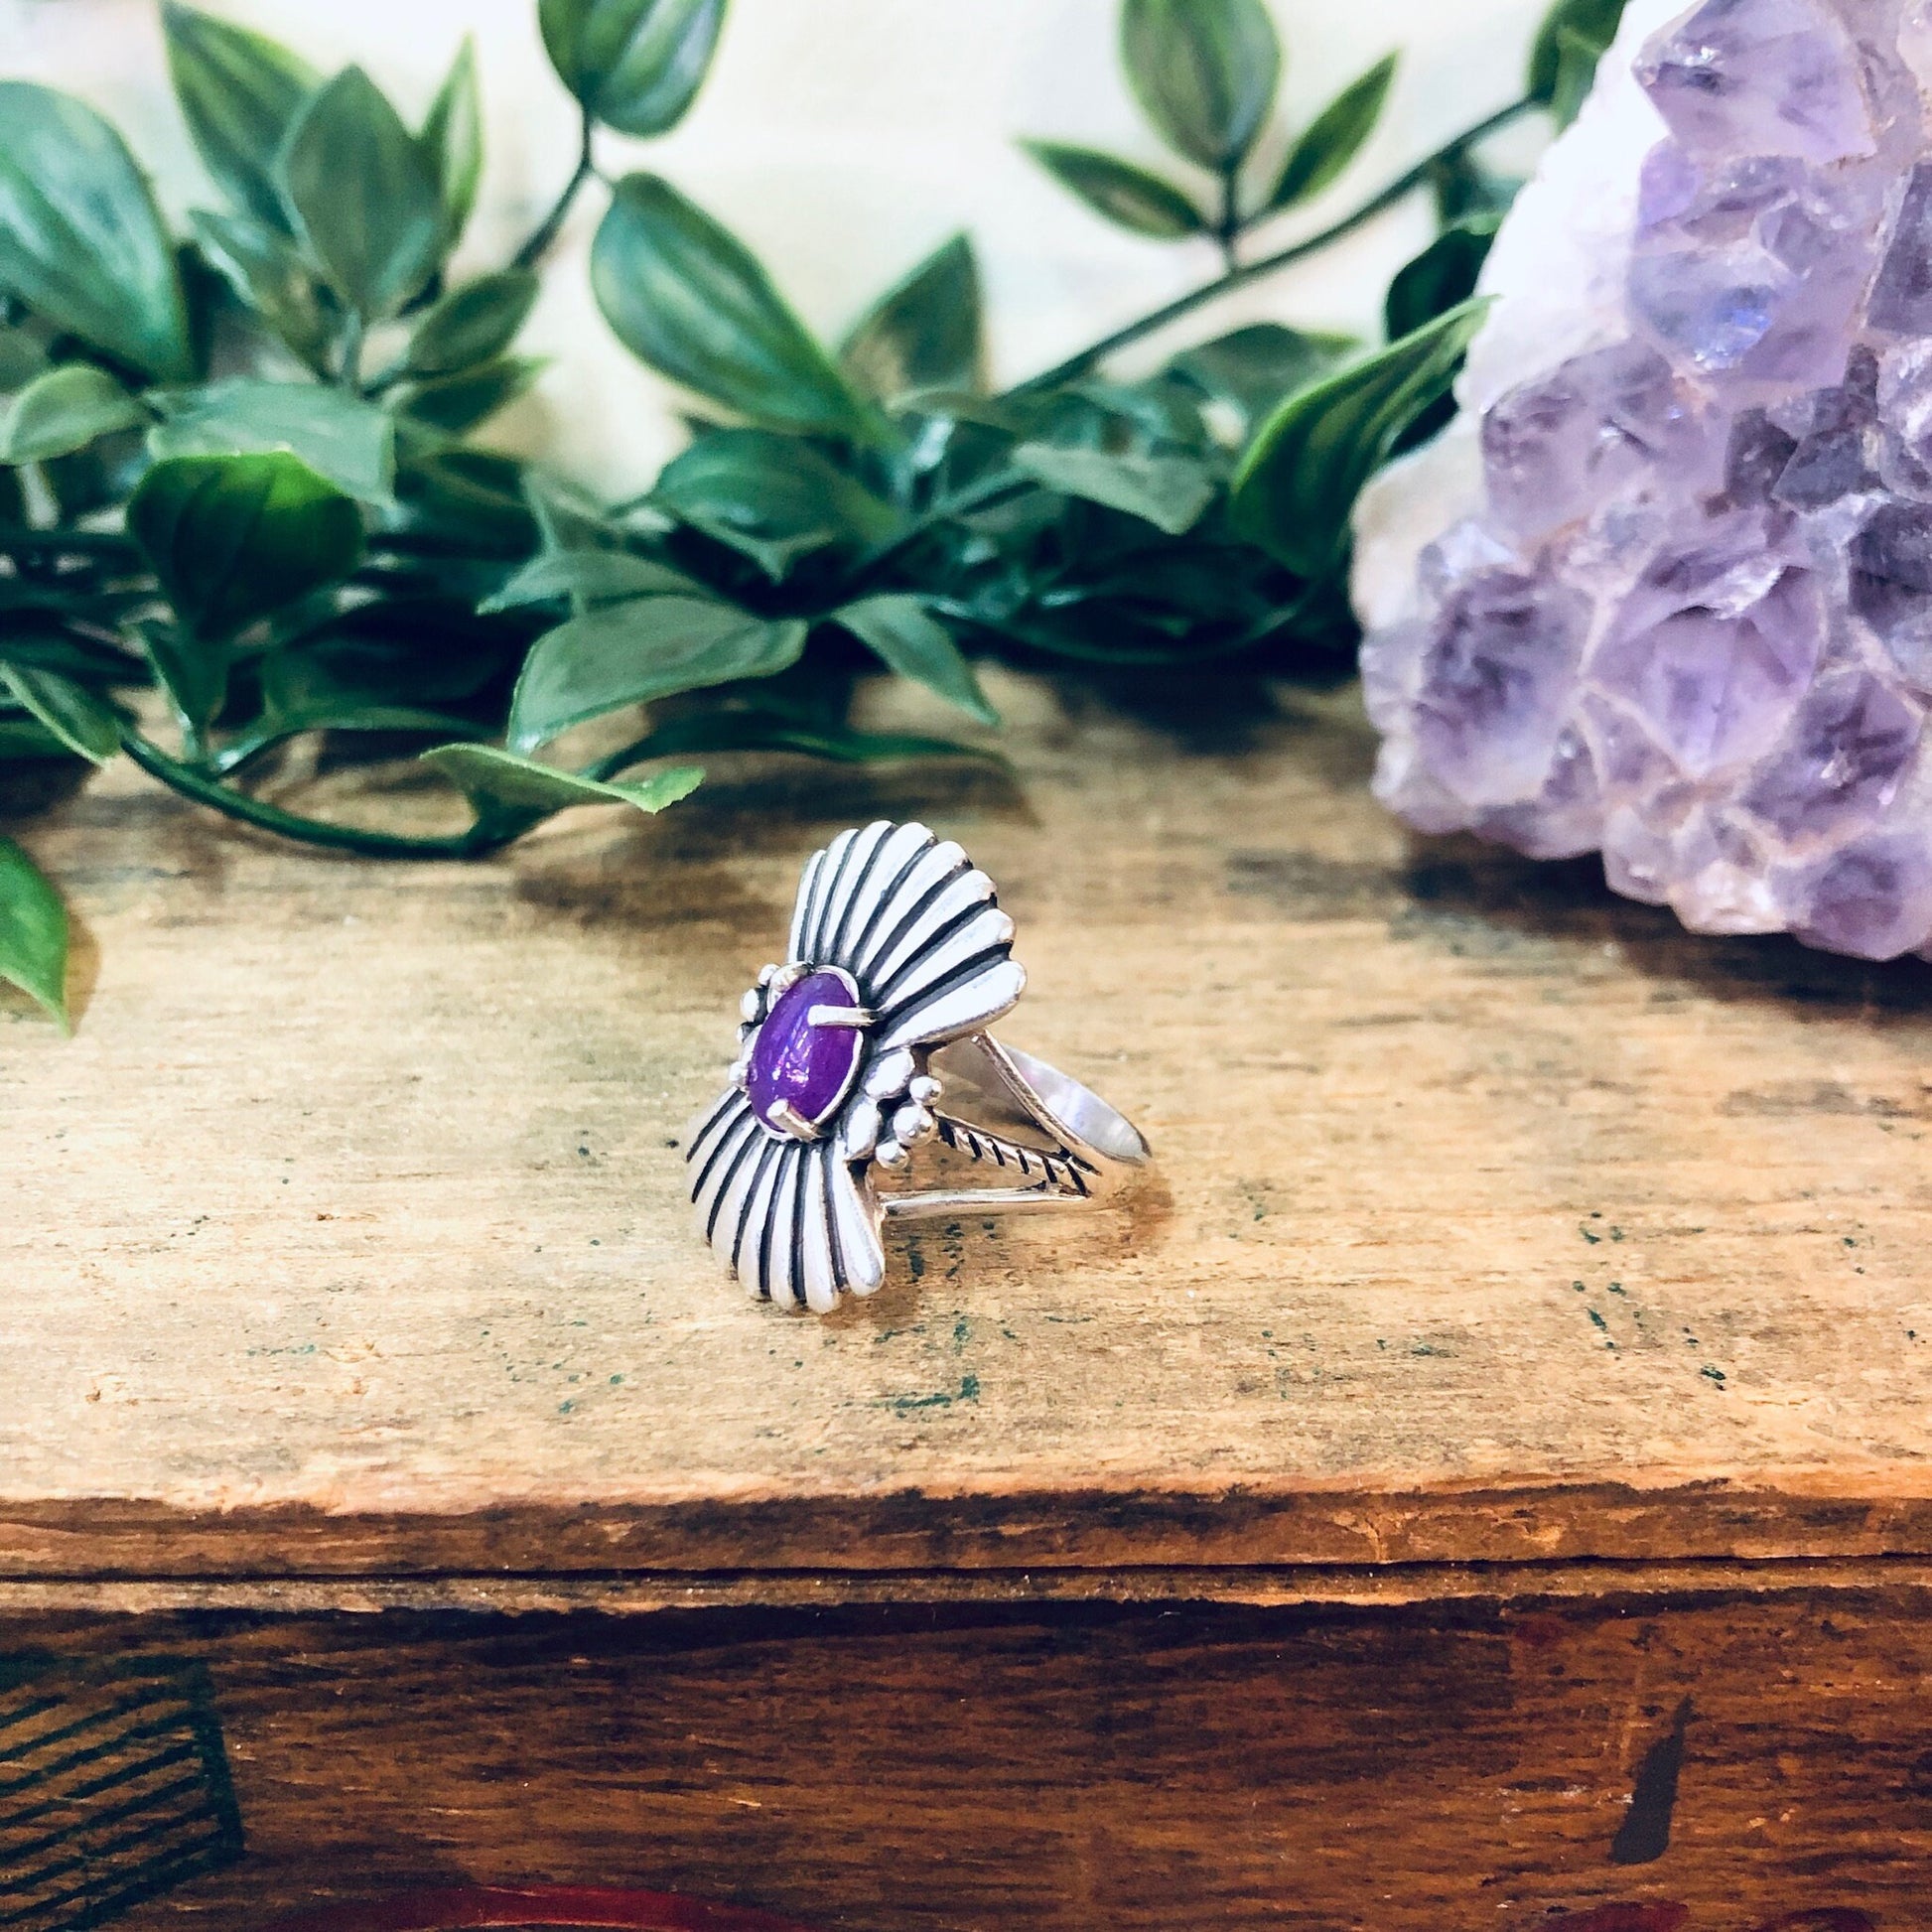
{"left": 1015, "top": 94, "right": 1537, "bottom": 392}
{"left": 120, "top": 731, "right": 507, "bottom": 861}
{"left": 1215, "top": 166, "right": 1241, "bottom": 273}
{"left": 339, "top": 311, "right": 366, "bottom": 390}
{"left": 849, "top": 472, "right": 1035, "bottom": 582}
{"left": 0, "top": 524, "right": 141, "bottom": 559}
{"left": 514, "top": 113, "right": 598, "bottom": 271}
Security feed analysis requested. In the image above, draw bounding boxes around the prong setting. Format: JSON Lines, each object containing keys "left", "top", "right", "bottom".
{"left": 764, "top": 1098, "right": 821, "bottom": 1142}
{"left": 808, "top": 1004, "right": 876, "bottom": 1029}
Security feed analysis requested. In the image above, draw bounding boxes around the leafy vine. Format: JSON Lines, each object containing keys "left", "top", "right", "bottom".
{"left": 0, "top": 0, "right": 1622, "bottom": 1026}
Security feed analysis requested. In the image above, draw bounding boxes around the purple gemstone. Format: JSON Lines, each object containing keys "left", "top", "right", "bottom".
{"left": 1868, "top": 162, "right": 1932, "bottom": 335}
{"left": 1356, "top": 0, "right": 1932, "bottom": 963}
{"left": 1794, "top": 832, "right": 1932, "bottom": 958}
{"left": 1634, "top": 0, "right": 1874, "bottom": 165}
{"left": 1591, "top": 528, "right": 1823, "bottom": 776}
{"left": 1481, "top": 344, "right": 1702, "bottom": 540}
{"left": 1849, "top": 500, "right": 1932, "bottom": 684}
{"left": 1739, "top": 667, "right": 1920, "bottom": 841}
{"left": 1876, "top": 341, "right": 1932, "bottom": 497}
{"left": 746, "top": 970, "right": 865, "bottom": 1136}
{"left": 1411, "top": 569, "right": 1590, "bottom": 804}
{"left": 1628, "top": 147, "right": 1877, "bottom": 384}
{"left": 1722, "top": 409, "right": 1801, "bottom": 502}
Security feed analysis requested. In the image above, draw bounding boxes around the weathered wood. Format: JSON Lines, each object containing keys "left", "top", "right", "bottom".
{"left": 4, "top": 672, "right": 1931, "bottom": 1585}
{"left": 5, "top": 1590, "right": 1926, "bottom": 1932}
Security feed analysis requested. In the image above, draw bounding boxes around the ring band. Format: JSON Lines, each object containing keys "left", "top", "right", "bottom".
{"left": 685, "top": 820, "right": 1153, "bottom": 1312}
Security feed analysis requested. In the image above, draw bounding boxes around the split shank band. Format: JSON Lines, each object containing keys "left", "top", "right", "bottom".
{"left": 686, "top": 820, "right": 1153, "bottom": 1313}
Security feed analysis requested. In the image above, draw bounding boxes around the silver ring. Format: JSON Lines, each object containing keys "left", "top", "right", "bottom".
{"left": 685, "top": 820, "right": 1153, "bottom": 1313}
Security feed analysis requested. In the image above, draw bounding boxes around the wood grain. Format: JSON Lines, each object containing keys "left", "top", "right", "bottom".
{"left": 7, "top": 1591, "right": 1926, "bottom": 1932}
{"left": 4, "top": 671, "right": 1932, "bottom": 1584}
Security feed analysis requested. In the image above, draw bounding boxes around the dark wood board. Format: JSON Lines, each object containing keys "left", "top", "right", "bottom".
{"left": 1, "top": 1588, "right": 1923, "bottom": 1932}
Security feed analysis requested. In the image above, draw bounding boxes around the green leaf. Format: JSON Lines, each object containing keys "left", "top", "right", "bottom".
{"left": 1230, "top": 296, "right": 1489, "bottom": 578}
{"left": 0, "top": 662, "right": 121, "bottom": 764}
{"left": 1269, "top": 54, "right": 1398, "bottom": 210}
{"left": 0, "top": 326, "right": 50, "bottom": 392}
{"left": 0, "top": 364, "right": 144, "bottom": 465}
{"left": 1020, "top": 142, "right": 1205, "bottom": 238}
{"left": 481, "top": 547, "right": 703, "bottom": 613}
{"left": 278, "top": 66, "right": 444, "bottom": 320}
{"left": 390, "top": 441, "right": 537, "bottom": 557}
{"left": 652, "top": 428, "right": 899, "bottom": 578}
{"left": 592, "top": 173, "right": 870, "bottom": 438}
{"left": 0, "top": 713, "right": 74, "bottom": 763}
{"left": 0, "top": 83, "right": 194, "bottom": 381}
{"left": 1427, "top": 145, "right": 1522, "bottom": 227}
{"left": 838, "top": 233, "right": 984, "bottom": 403}
{"left": 509, "top": 597, "right": 806, "bottom": 750}
{"left": 1528, "top": 0, "right": 1627, "bottom": 104}
{"left": 539, "top": 0, "right": 728, "bottom": 137}
{"left": 190, "top": 208, "right": 337, "bottom": 375}
{"left": 243, "top": 646, "right": 482, "bottom": 754}
{"left": 41, "top": 446, "right": 114, "bottom": 521}
{"left": 1549, "top": 23, "right": 1607, "bottom": 129}
{"left": 1012, "top": 443, "right": 1215, "bottom": 535}
{"left": 138, "top": 617, "right": 228, "bottom": 742}
{"left": 0, "top": 836, "right": 69, "bottom": 1028}
{"left": 420, "top": 36, "right": 483, "bottom": 250}
{"left": 525, "top": 470, "right": 626, "bottom": 555}
{"left": 162, "top": 2, "right": 319, "bottom": 234}
{"left": 834, "top": 594, "right": 996, "bottom": 725}
{"left": 1384, "top": 216, "right": 1500, "bottom": 343}
{"left": 424, "top": 744, "right": 704, "bottom": 832}
{"left": 149, "top": 379, "right": 395, "bottom": 503}
{"left": 608, "top": 707, "right": 992, "bottom": 767}
{"left": 127, "top": 450, "right": 365, "bottom": 643}
{"left": 1166, "top": 323, "right": 1358, "bottom": 428}
{"left": 1120, "top": 0, "right": 1279, "bottom": 170}
{"left": 407, "top": 269, "right": 538, "bottom": 376}
{"left": 394, "top": 357, "right": 544, "bottom": 435}
{"left": 0, "top": 619, "right": 144, "bottom": 688}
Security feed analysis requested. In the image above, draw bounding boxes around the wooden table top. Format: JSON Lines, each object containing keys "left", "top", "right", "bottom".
{"left": 5, "top": 669, "right": 1931, "bottom": 1597}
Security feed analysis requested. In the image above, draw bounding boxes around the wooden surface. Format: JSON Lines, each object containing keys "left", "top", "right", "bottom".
{"left": 5, "top": 668, "right": 1932, "bottom": 1587}
{"left": 10, "top": 1590, "right": 1928, "bottom": 1932}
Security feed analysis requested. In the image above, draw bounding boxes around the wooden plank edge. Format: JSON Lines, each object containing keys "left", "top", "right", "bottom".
{"left": 6, "top": 1479, "right": 1932, "bottom": 1580}
{"left": 4, "top": 1556, "right": 1932, "bottom": 1615}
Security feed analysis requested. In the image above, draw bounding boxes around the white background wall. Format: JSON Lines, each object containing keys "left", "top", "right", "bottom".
{"left": 2, "top": 0, "right": 1546, "bottom": 492}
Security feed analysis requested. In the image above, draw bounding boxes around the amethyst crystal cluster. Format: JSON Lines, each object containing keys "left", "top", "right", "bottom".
{"left": 1358, "top": 0, "right": 1932, "bottom": 960}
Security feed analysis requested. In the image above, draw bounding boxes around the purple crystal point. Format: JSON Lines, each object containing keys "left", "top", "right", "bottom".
{"left": 1412, "top": 571, "right": 1591, "bottom": 802}
{"left": 1793, "top": 832, "right": 1932, "bottom": 955}
{"left": 1481, "top": 344, "right": 1706, "bottom": 538}
{"left": 1593, "top": 542, "right": 1824, "bottom": 776}
{"left": 1867, "top": 162, "right": 1932, "bottom": 332}
{"left": 1360, "top": 0, "right": 1932, "bottom": 962}
{"left": 1628, "top": 148, "right": 1877, "bottom": 379}
{"left": 1635, "top": 0, "right": 1874, "bottom": 163}
{"left": 1738, "top": 667, "right": 1920, "bottom": 839}
{"left": 746, "top": 970, "right": 865, "bottom": 1136}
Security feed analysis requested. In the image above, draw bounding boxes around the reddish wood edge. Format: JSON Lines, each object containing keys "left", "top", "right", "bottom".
{"left": 263, "top": 1887, "right": 821, "bottom": 1932}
